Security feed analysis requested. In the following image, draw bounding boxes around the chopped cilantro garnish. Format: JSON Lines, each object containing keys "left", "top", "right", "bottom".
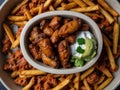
{"left": 70, "top": 56, "right": 84, "bottom": 67}
{"left": 76, "top": 46, "right": 84, "bottom": 53}
{"left": 74, "top": 59, "right": 84, "bottom": 67}
{"left": 77, "top": 38, "right": 85, "bottom": 45}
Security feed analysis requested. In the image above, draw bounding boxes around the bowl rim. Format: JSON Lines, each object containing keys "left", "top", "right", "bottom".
{"left": 20, "top": 11, "right": 103, "bottom": 74}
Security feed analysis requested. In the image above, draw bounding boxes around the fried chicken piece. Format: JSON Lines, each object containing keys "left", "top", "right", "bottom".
{"left": 43, "top": 26, "right": 54, "bottom": 36}
{"left": 29, "top": 44, "right": 42, "bottom": 60}
{"left": 49, "top": 16, "right": 61, "bottom": 30}
{"left": 58, "top": 19, "right": 80, "bottom": 37}
{"left": 58, "top": 40, "right": 71, "bottom": 68}
{"left": 40, "top": 19, "right": 49, "bottom": 30}
{"left": 50, "top": 30, "right": 59, "bottom": 44}
{"left": 29, "top": 26, "right": 41, "bottom": 42}
{"left": 65, "top": 35, "right": 76, "bottom": 44}
{"left": 38, "top": 38, "right": 55, "bottom": 58}
{"left": 81, "top": 24, "right": 90, "bottom": 31}
{"left": 42, "top": 53, "right": 59, "bottom": 68}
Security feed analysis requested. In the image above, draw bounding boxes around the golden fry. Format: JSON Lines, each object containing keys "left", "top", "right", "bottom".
{"left": 22, "top": 77, "right": 35, "bottom": 90}
{"left": 38, "top": 4, "right": 44, "bottom": 14}
{"left": 62, "top": 2, "right": 77, "bottom": 10}
{"left": 102, "top": 33, "right": 112, "bottom": 46}
{"left": 24, "top": 8, "right": 32, "bottom": 20}
{"left": 103, "top": 38, "right": 116, "bottom": 71}
{"left": 97, "top": 0, "right": 119, "bottom": 16}
{"left": 101, "top": 68, "right": 113, "bottom": 78}
{"left": 51, "top": 75, "right": 73, "bottom": 90}
{"left": 8, "top": 16, "right": 27, "bottom": 22}
{"left": 13, "top": 21, "right": 27, "bottom": 26}
{"left": 94, "top": 75, "right": 105, "bottom": 89}
{"left": 96, "top": 78, "right": 113, "bottom": 90}
{"left": 82, "top": 0, "right": 95, "bottom": 6}
{"left": 73, "top": 73, "right": 80, "bottom": 90}
{"left": 11, "top": 36, "right": 20, "bottom": 49}
{"left": 85, "top": 13, "right": 104, "bottom": 19}
{"left": 113, "top": 22, "right": 119, "bottom": 54}
{"left": 19, "top": 74, "right": 32, "bottom": 78}
{"left": 99, "top": 6, "right": 114, "bottom": 24}
{"left": 11, "top": 71, "right": 20, "bottom": 78}
{"left": 83, "top": 79, "right": 91, "bottom": 90}
{"left": 30, "top": 6, "right": 40, "bottom": 15}
{"left": 56, "top": 7, "right": 64, "bottom": 10}
{"left": 21, "top": 70, "right": 47, "bottom": 76}
{"left": 71, "top": 5, "right": 99, "bottom": 13}
{"left": 49, "top": 5, "right": 55, "bottom": 11}
{"left": 3, "top": 23, "right": 15, "bottom": 44}
{"left": 53, "top": 0, "right": 63, "bottom": 8}
{"left": 81, "top": 66, "right": 95, "bottom": 80}
{"left": 12, "top": 0, "right": 29, "bottom": 14}
{"left": 61, "top": 3, "right": 66, "bottom": 7}
{"left": 73, "top": 0, "right": 87, "bottom": 7}
{"left": 44, "top": 0, "right": 53, "bottom": 10}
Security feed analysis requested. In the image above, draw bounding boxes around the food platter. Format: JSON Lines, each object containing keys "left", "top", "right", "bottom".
{"left": 0, "top": 0, "right": 120, "bottom": 90}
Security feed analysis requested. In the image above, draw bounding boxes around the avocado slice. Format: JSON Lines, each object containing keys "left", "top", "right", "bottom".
{"left": 82, "top": 37, "right": 94, "bottom": 58}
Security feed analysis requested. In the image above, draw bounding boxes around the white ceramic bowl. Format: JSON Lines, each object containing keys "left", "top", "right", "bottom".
{"left": 20, "top": 11, "right": 103, "bottom": 74}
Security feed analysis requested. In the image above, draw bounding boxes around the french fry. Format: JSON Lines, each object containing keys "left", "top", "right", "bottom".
{"left": 22, "top": 77, "right": 35, "bottom": 90}
{"left": 71, "top": 5, "right": 99, "bottom": 13}
{"left": 30, "top": 6, "right": 40, "bottom": 15}
{"left": 81, "top": 66, "right": 95, "bottom": 80}
{"left": 97, "top": 0, "right": 119, "bottom": 17}
{"left": 102, "top": 33, "right": 112, "bottom": 46}
{"left": 83, "top": 79, "right": 91, "bottom": 90}
{"left": 20, "top": 70, "right": 47, "bottom": 76}
{"left": 62, "top": 2, "right": 77, "bottom": 10}
{"left": 100, "top": 68, "right": 113, "bottom": 78}
{"left": 53, "top": 0, "right": 63, "bottom": 8}
{"left": 94, "top": 75, "right": 105, "bottom": 89}
{"left": 61, "top": 3, "right": 67, "bottom": 7}
{"left": 69, "top": 82, "right": 74, "bottom": 89}
{"left": 8, "top": 16, "right": 27, "bottom": 22}
{"left": 51, "top": 75, "right": 73, "bottom": 90}
{"left": 3, "top": 23, "right": 15, "bottom": 44}
{"left": 85, "top": 13, "right": 104, "bottom": 19}
{"left": 13, "top": 21, "right": 27, "bottom": 26}
{"left": 24, "top": 8, "right": 32, "bottom": 20}
{"left": 73, "top": 0, "right": 87, "bottom": 7}
{"left": 38, "top": 4, "right": 44, "bottom": 14}
{"left": 73, "top": 73, "right": 80, "bottom": 90}
{"left": 19, "top": 74, "right": 32, "bottom": 78}
{"left": 99, "top": 6, "right": 114, "bottom": 24}
{"left": 56, "top": 7, "right": 64, "bottom": 10}
{"left": 113, "top": 22, "right": 119, "bottom": 54}
{"left": 49, "top": 5, "right": 55, "bottom": 11}
{"left": 82, "top": 0, "right": 95, "bottom": 6}
{"left": 103, "top": 38, "right": 116, "bottom": 71}
{"left": 96, "top": 78, "right": 113, "bottom": 90}
{"left": 96, "top": 75, "right": 105, "bottom": 85}
{"left": 70, "top": 88, "right": 76, "bottom": 90}
{"left": 44, "top": 0, "right": 53, "bottom": 10}
{"left": 12, "top": 0, "right": 29, "bottom": 14}
{"left": 11, "top": 36, "right": 20, "bottom": 49}
{"left": 11, "top": 71, "right": 20, "bottom": 78}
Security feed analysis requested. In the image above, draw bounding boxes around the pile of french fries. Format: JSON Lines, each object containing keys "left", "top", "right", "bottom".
{"left": 2, "top": 0, "right": 120, "bottom": 90}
